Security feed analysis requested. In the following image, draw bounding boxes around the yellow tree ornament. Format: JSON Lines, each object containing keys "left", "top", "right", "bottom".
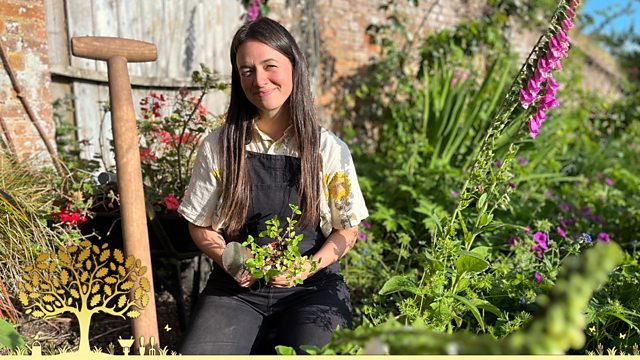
{"left": 18, "top": 240, "right": 151, "bottom": 354}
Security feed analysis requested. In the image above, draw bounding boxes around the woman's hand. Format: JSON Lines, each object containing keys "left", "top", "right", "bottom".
{"left": 269, "top": 261, "right": 313, "bottom": 288}
{"left": 233, "top": 269, "right": 257, "bottom": 288}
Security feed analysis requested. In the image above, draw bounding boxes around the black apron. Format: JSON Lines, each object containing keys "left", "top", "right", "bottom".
{"left": 210, "top": 151, "right": 338, "bottom": 288}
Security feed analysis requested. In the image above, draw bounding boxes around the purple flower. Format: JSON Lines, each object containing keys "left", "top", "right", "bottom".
{"left": 561, "top": 18, "right": 574, "bottom": 32}
{"left": 517, "top": 156, "right": 528, "bottom": 165}
{"left": 494, "top": 159, "right": 502, "bottom": 168}
{"left": 546, "top": 190, "right": 553, "bottom": 199}
{"left": 451, "top": 191, "right": 460, "bottom": 199}
{"left": 582, "top": 233, "right": 592, "bottom": 243}
{"left": 585, "top": 213, "right": 603, "bottom": 223}
{"left": 520, "top": 88, "right": 536, "bottom": 108}
{"left": 540, "top": 93, "right": 559, "bottom": 111}
{"left": 357, "top": 232, "right": 367, "bottom": 241}
{"left": 596, "top": 172, "right": 603, "bottom": 179}
{"left": 605, "top": 178, "right": 613, "bottom": 186}
{"left": 537, "top": 57, "right": 553, "bottom": 73}
{"left": 533, "top": 232, "right": 548, "bottom": 250}
{"left": 508, "top": 234, "right": 520, "bottom": 246}
{"left": 535, "top": 271, "right": 542, "bottom": 283}
{"left": 508, "top": 182, "right": 516, "bottom": 189}
{"left": 557, "top": 226, "right": 566, "bottom": 238}
{"left": 580, "top": 206, "right": 591, "bottom": 213}
{"left": 567, "top": 6, "right": 576, "bottom": 18}
{"left": 545, "top": 76, "right": 559, "bottom": 96}
{"left": 558, "top": 203, "right": 571, "bottom": 211}
{"left": 597, "top": 233, "right": 610, "bottom": 243}
{"left": 360, "top": 220, "right": 371, "bottom": 229}
{"left": 529, "top": 119, "right": 541, "bottom": 139}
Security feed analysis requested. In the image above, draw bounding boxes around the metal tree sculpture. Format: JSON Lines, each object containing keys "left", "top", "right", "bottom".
{"left": 18, "top": 240, "right": 150, "bottom": 354}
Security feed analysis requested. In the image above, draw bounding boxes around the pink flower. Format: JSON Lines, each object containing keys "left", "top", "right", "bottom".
{"left": 546, "top": 75, "right": 559, "bottom": 94}
{"left": 557, "top": 226, "right": 566, "bottom": 238}
{"left": 561, "top": 18, "right": 574, "bottom": 32}
{"left": 597, "top": 233, "right": 610, "bottom": 243}
{"left": 529, "top": 119, "right": 541, "bottom": 138}
{"left": 163, "top": 194, "right": 180, "bottom": 210}
{"left": 360, "top": 220, "right": 371, "bottom": 229}
{"left": 533, "top": 232, "right": 548, "bottom": 250}
{"left": 570, "top": 0, "right": 580, "bottom": 9}
{"left": 605, "top": 178, "right": 613, "bottom": 186}
{"left": 524, "top": 226, "right": 531, "bottom": 233}
{"left": 535, "top": 271, "right": 542, "bottom": 282}
{"left": 567, "top": 7, "right": 576, "bottom": 18}
{"left": 157, "top": 130, "right": 172, "bottom": 145}
{"left": 520, "top": 88, "right": 536, "bottom": 107}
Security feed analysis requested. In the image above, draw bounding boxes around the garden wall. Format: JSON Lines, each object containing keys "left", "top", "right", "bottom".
{"left": 0, "top": 0, "right": 624, "bottom": 163}
{"left": 268, "top": 0, "right": 623, "bottom": 126}
{"left": 0, "top": 0, "right": 54, "bottom": 165}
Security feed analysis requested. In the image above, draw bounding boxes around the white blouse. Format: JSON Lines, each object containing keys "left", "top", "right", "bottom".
{"left": 178, "top": 123, "right": 369, "bottom": 238}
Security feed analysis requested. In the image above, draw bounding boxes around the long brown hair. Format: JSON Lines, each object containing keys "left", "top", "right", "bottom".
{"left": 219, "top": 17, "right": 321, "bottom": 233}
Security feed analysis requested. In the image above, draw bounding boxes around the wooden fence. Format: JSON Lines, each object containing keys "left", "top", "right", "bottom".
{"left": 45, "top": 0, "right": 244, "bottom": 169}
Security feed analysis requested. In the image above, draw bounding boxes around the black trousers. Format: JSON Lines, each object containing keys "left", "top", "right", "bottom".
{"left": 179, "top": 271, "right": 352, "bottom": 354}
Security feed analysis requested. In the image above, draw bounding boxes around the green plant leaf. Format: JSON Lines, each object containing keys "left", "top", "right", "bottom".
{"left": 275, "top": 345, "right": 297, "bottom": 355}
{"left": 472, "top": 299, "right": 505, "bottom": 319}
{"left": 378, "top": 275, "right": 420, "bottom": 295}
{"left": 455, "top": 251, "right": 489, "bottom": 274}
{"left": 0, "top": 319, "right": 25, "bottom": 350}
{"left": 452, "top": 294, "right": 485, "bottom": 331}
{"left": 476, "top": 193, "right": 488, "bottom": 212}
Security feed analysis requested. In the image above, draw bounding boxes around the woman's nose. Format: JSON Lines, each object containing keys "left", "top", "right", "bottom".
{"left": 254, "top": 69, "right": 268, "bottom": 86}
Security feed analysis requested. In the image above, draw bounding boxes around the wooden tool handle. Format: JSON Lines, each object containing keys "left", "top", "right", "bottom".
{"left": 71, "top": 36, "right": 157, "bottom": 62}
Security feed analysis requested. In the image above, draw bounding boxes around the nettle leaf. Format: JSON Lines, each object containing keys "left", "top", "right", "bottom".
{"left": 455, "top": 251, "right": 489, "bottom": 275}
{"left": 378, "top": 275, "right": 420, "bottom": 296}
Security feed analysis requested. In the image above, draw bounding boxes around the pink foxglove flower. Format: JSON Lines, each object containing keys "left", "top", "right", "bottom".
{"left": 561, "top": 18, "right": 574, "bottom": 32}
{"left": 557, "top": 226, "right": 567, "bottom": 238}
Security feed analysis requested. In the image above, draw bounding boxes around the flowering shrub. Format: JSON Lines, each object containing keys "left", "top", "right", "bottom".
{"left": 137, "top": 65, "right": 227, "bottom": 214}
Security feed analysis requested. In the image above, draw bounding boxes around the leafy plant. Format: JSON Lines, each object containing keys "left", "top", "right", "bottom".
{"left": 242, "top": 204, "right": 318, "bottom": 285}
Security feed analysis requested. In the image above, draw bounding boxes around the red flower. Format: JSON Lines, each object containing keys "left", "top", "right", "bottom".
{"left": 140, "top": 148, "right": 156, "bottom": 162}
{"left": 52, "top": 203, "right": 87, "bottom": 226}
{"left": 163, "top": 194, "right": 180, "bottom": 210}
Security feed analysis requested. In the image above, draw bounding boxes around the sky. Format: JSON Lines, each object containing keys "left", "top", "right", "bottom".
{"left": 581, "top": 0, "right": 639, "bottom": 35}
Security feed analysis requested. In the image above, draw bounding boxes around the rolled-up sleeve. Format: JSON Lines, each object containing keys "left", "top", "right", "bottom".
{"left": 177, "top": 130, "right": 223, "bottom": 229}
{"left": 322, "top": 132, "right": 369, "bottom": 230}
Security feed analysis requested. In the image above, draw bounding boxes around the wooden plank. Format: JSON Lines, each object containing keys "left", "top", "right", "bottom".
{"left": 116, "top": 0, "right": 144, "bottom": 76}
{"left": 66, "top": 0, "right": 95, "bottom": 70}
{"left": 72, "top": 81, "right": 101, "bottom": 161}
{"left": 92, "top": 0, "right": 118, "bottom": 73}
{"left": 44, "top": 0, "right": 70, "bottom": 68}
{"left": 166, "top": 0, "right": 186, "bottom": 79}
{"left": 50, "top": 64, "right": 216, "bottom": 87}
{"left": 140, "top": 1, "right": 164, "bottom": 77}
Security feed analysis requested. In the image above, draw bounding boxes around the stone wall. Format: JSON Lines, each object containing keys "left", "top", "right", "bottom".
{"left": 0, "top": 0, "right": 54, "bottom": 164}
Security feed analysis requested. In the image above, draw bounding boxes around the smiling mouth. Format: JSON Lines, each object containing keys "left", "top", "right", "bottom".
{"left": 257, "top": 88, "right": 276, "bottom": 97}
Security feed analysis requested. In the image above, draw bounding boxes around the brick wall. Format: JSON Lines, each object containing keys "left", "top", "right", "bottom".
{"left": 0, "top": 0, "right": 54, "bottom": 164}
{"left": 268, "top": 0, "right": 622, "bottom": 126}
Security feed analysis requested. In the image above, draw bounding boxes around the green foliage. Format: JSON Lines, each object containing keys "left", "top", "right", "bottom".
{"left": 325, "top": 242, "right": 624, "bottom": 354}
{"left": 0, "top": 318, "right": 24, "bottom": 351}
{"left": 242, "top": 204, "right": 318, "bottom": 285}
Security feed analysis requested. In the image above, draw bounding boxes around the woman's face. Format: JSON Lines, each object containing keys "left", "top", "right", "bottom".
{"left": 236, "top": 39, "right": 293, "bottom": 120}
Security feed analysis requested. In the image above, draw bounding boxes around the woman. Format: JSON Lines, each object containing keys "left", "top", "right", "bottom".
{"left": 178, "top": 17, "right": 368, "bottom": 354}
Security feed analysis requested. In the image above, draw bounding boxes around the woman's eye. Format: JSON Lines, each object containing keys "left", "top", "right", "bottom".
{"left": 241, "top": 70, "right": 253, "bottom": 77}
